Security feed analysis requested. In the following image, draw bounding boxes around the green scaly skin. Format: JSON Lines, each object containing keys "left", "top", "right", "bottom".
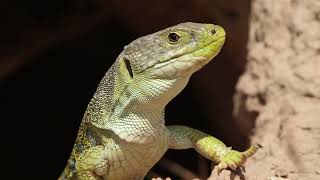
{"left": 59, "top": 22, "right": 262, "bottom": 180}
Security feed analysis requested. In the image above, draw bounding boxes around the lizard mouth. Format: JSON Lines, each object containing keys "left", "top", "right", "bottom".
{"left": 151, "top": 35, "right": 225, "bottom": 78}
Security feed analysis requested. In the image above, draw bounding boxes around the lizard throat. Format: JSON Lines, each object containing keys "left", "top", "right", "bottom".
{"left": 106, "top": 108, "right": 166, "bottom": 144}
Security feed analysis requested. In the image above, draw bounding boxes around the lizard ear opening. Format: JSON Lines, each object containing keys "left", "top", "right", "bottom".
{"left": 124, "top": 58, "right": 133, "bottom": 78}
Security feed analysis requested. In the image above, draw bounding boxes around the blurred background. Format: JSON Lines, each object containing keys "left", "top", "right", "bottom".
{"left": 1, "top": 0, "right": 252, "bottom": 179}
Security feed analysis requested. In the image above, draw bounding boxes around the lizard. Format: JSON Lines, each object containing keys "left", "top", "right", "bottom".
{"left": 59, "top": 22, "right": 262, "bottom": 180}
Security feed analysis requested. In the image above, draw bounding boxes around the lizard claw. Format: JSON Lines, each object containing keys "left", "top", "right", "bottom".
{"left": 215, "top": 144, "right": 262, "bottom": 175}
{"left": 228, "top": 161, "right": 237, "bottom": 171}
{"left": 216, "top": 162, "right": 228, "bottom": 175}
{"left": 240, "top": 165, "right": 246, "bottom": 173}
{"left": 216, "top": 149, "right": 245, "bottom": 175}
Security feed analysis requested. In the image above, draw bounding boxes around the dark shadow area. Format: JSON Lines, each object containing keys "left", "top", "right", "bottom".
{"left": 0, "top": 0, "right": 251, "bottom": 179}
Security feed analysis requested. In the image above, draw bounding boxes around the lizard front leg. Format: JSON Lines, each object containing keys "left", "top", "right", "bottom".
{"left": 167, "top": 125, "right": 262, "bottom": 174}
{"left": 75, "top": 146, "right": 110, "bottom": 180}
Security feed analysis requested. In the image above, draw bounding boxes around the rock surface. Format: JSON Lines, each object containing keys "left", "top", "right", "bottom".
{"left": 227, "top": 0, "right": 320, "bottom": 179}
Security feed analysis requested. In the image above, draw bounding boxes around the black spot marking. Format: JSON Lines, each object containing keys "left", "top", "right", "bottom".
{"left": 124, "top": 58, "right": 133, "bottom": 78}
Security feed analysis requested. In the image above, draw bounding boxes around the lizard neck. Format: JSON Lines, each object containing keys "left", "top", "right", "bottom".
{"left": 86, "top": 69, "right": 190, "bottom": 144}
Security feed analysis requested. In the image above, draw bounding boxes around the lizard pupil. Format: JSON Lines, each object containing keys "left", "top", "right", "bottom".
{"left": 168, "top": 33, "right": 180, "bottom": 43}
{"left": 124, "top": 58, "right": 133, "bottom": 78}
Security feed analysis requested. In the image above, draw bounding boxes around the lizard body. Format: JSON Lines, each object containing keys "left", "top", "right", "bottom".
{"left": 59, "top": 22, "right": 261, "bottom": 180}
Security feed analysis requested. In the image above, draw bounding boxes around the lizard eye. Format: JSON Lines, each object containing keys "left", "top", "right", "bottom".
{"left": 124, "top": 58, "right": 133, "bottom": 78}
{"left": 168, "top": 32, "right": 180, "bottom": 43}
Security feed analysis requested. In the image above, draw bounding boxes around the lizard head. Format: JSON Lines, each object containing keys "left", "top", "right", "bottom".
{"left": 122, "top": 22, "right": 225, "bottom": 79}
{"left": 115, "top": 22, "right": 225, "bottom": 108}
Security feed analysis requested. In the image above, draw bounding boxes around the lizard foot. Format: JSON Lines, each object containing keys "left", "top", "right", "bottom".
{"left": 214, "top": 144, "right": 263, "bottom": 175}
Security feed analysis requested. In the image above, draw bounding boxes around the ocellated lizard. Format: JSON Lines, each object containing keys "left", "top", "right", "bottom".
{"left": 59, "top": 22, "right": 261, "bottom": 180}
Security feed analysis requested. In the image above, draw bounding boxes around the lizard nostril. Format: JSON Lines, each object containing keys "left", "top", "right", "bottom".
{"left": 211, "top": 28, "right": 216, "bottom": 35}
{"left": 211, "top": 29, "right": 217, "bottom": 35}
